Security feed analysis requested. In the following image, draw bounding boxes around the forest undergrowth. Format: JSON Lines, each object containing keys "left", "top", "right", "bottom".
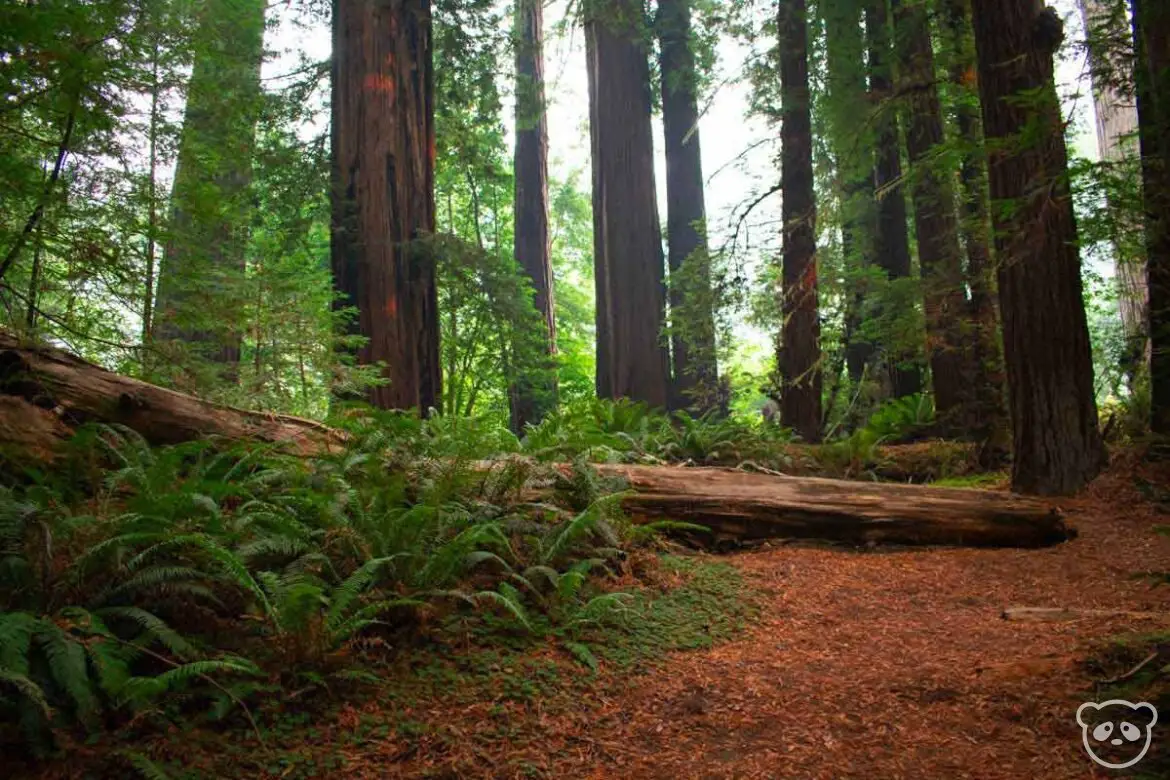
{"left": 4, "top": 397, "right": 1163, "bottom": 778}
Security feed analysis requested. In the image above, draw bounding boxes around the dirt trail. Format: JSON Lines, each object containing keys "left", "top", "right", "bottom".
{"left": 531, "top": 470, "right": 1170, "bottom": 780}
{"left": 441, "top": 465, "right": 1169, "bottom": 780}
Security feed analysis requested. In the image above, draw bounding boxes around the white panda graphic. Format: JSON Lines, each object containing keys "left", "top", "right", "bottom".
{"left": 1076, "top": 699, "right": 1159, "bottom": 769}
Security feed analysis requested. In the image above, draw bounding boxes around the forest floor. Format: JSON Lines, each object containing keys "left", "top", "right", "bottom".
{"left": 22, "top": 451, "right": 1170, "bottom": 780}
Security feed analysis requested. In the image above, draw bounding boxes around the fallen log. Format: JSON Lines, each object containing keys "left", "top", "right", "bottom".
{"left": 1001, "top": 607, "right": 1170, "bottom": 622}
{"left": 576, "top": 463, "right": 1071, "bottom": 548}
{"left": 0, "top": 335, "right": 1068, "bottom": 549}
{"left": 0, "top": 332, "right": 342, "bottom": 462}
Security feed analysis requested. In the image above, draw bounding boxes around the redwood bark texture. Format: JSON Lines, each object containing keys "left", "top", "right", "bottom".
{"left": 778, "top": 0, "right": 822, "bottom": 442}
{"left": 657, "top": 0, "right": 718, "bottom": 410}
{"left": 154, "top": 0, "right": 265, "bottom": 378}
{"left": 942, "top": 0, "right": 1009, "bottom": 458}
{"left": 970, "top": 0, "right": 1106, "bottom": 494}
{"left": 332, "top": 0, "right": 441, "bottom": 412}
{"left": 586, "top": 0, "right": 671, "bottom": 408}
{"left": 866, "top": 0, "right": 920, "bottom": 398}
{"left": 1135, "top": 0, "right": 1170, "bottom": 434}
{"left": 510, "top": 0, "right": 556, "bottom": 432}
{"left": 584, "top": 463, "right": 1071, "bottom": 549}
{"left": 891, "top": 0, "right": 978, "bottom": 434}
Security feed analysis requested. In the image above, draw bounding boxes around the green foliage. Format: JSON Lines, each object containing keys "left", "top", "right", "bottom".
{"left": 0, "top": 418, "right": 662, "bottom": 753}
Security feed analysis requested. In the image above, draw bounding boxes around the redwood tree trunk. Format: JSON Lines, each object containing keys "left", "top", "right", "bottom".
{"left": 866, "top": 0, "right": 920, "bottom": 398}
{"left": 892, "top": 0, "right": 979, "bottom": 434}
{"left": 510, "top": 0, "right": 556, "bottom": 432}
{"left": 778, "top": 0, "right": 822, "bottom": 442}
{"left": 658, "top": 0, "right": 718, "bottom": 411}
{"left": 1136, "top": 0, "right": 1170, "bottom": 433}
{"left": 586, "top": 0, "right": 671, "bottom": 408}
{"left": 332, "top": 0, "right": 441, "bottom": 412}
{"left": 942, "top": 0, "right": 1009, "bottom": 459}
{"left": 154, "top": 0, "right": 265, "bottom": 381}
{"left": 970, "top": 0, "right": 1106, "bottom": 494}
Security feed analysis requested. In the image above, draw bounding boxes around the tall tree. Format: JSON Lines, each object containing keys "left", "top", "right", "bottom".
{"left": 778, "top": 0, "right": 822, "bottom": 441}
{"left": 657, "top": 0, "right": 718, "bottom": 410}
{"left": 866, "top": 0, "right": 920, "bottom": 398}
{"left": 332, "top": 0, "right": 441, "bottom": 412}
{"left": 1082, "top": 0, "right": 1148, "bottom": 376}
{"left": 510, "top": 0, "right": 556, "bottom": 431}
{"left": 891, "top": 0, "right": 980, "bottom": 434}
{"left": 154, "top": 0, "right": 266, "bottom": 380}
{"left": 585, "top": 0, "right": 671, "bottom": 408}
{"left": 941, "top": 0, "right": 1009, "bottom": 458}
{"left": 1135, "top": 0, "right": 1170, "bottom": 433}
{"left": 970, "top": 0, "right": 1106, "bottom": 493}
{"left": 821, "top": 0, "right": 876, "bottom": 385}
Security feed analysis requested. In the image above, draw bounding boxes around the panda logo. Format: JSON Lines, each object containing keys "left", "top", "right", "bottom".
{"left": 1076, "top": 699, "right": 1158, "bottom": 769}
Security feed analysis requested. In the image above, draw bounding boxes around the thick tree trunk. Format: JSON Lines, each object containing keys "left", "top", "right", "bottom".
{"left": 332, "top": 0, "right": 441, "bottom": 413}
{"left": 892, "top": 0, "right": 981, "bottom": 435}
{"left": 970, "top": 0, "right": 1106, "bottom": 494}
{"left": 942, "top": 0, "right": 1010, "bottom": 461}
{"left": 583, "top": 464, "right": 1072, "bottom": 548}
{"left": 154, "top": 0, "right": 265, "bottom": 381}
{"left": 0, "top": 333, "right": 341, "bottom": 463}
{"left": 778, "top": 0, "right": 822, "bottom": 442}
{"left": 866, "top": 0, "right": 921, "bottom": 398}
{"left": 1136, "top": 0, "right": 1170, "bottom": 434}
{"left": 510, "top": 0, "right": 557, "bottom": 433}
{"left": 586, "top": 0, "right": 671, "bottom": 408}
{"left": 657, "top": 0, "right": 718, "bottom": 411}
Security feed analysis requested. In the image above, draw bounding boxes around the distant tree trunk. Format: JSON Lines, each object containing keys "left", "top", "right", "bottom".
{"left": 332, "top": 0, "right": 441, "bottom": 412}
{"left": 586, "top": 0, "right": 671, "bottom": 408}
{"left": 1081, "top": 0, "right": 1148, "bottom": 381}
{"left": 891, "top": 0, "right": 980, "bottom": 435}
{"left": 942, "top": 0, "right": 1010, "bottom": 460}
{"left": 154, "top": 0, "right": 265, "bottom": 381}
{"left": 822, "top": 0, "right": 876, "bottom": 385}
{"left": 1135, "top": 0, "right": 1170, "bottom": 433}
{"left": 657, "top": 0, "right": 718, "bottom": 412}
{"left": 970, "top": 0, "right": 1106, "bottom": 494}
{"left": 866, "top": 0, "right": 920, "bottom": 398}
{"left": 510, "top": 0, "right": 557, "bottom": 433}
{"left": 778, "top": 0, "right": 822, "bottom": 442}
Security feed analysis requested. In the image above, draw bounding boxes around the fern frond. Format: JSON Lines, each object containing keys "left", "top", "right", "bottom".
{"left": 96, "top": 607, "right": 195, "bottom": 659}
{"left": 0, "top": 669, "right": 52, "bottom": 720}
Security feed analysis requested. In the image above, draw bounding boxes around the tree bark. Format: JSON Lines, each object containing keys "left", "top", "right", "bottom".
{"left": 586, "top": 0, "right": 671, "bottom": 408}
{"left": 778, "top": 0, "right": 822, "bottom": 442}
{"left": 154, "top": 0, "right": 265, "bottom": 380}
{"left": 970, "top": 0, "right": 1106, "bottom": 494}
{"left": 866, "top": 0, "right": 921, "bottom": 398}
{"left": 892, "top": 0, "right": 982, "bottom": 436}
{"left": 941, "top": 0, "right": 1010, "bottom": 461}
{"left": 657, "top": 0, "right": 718, "bottom": 411}
{"left": 1135, "top": 0, "right": 1170, "bottom": 434}
{"left": 510, "top": 0, "right": 557, "bottom": 433}
{"left": 582, "top": 463, "right": 1072, "bottom": 548}
{"left": 332, "top": 0, "right": 441, "bottom": 413}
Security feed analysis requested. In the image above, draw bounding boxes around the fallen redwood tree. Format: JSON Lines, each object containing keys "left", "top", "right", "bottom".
{"left": 0, "top": 333, "right": 1070, "bottom": 549}
{"left": 0, "top": 332, "right": 342, "bottom": 461}
{"left": 575, "top": 463, "right": 1071, "bottom": 549}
